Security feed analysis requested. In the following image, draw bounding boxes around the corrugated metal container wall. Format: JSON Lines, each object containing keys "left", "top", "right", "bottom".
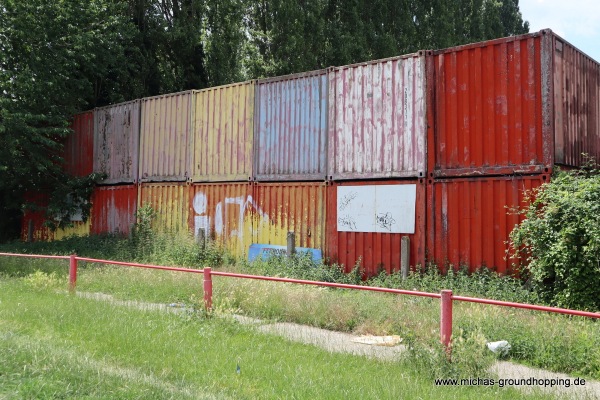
{"left": 193, "top": 82, "right": 254, "bottom": 182}
{"left": 428, "top": 31, "right": 554, "bottom": 177}
{"left": 91, "top": 185, "right": 138, "bottom": 235}
{"left": 253, "top": 182, "right": 326, "bottom": 251}
{"left": 140, "top": 91, "right": 194, "bottom": 182}
{"left": 326, "top": 180, "right": 426, "bottom": 277}
{"left": 190, "top": 183, "right": 254, "bottom": 258}
{"left": 138, "top": 183, "right": 190, "bottom": 233}
{"left": 21, "top": 192, "right": 50, "bottom": 241}
{"left": 328, "top": 53, "right": 427, "bottom": 180}
{"left": 94, "top": 101, "right": 140, "bottom": 184}
{"left": 254, "top": 71, "right": 328, "bottom": 180}
{"left": 426, "top": 175, "right": 548, "bottom": 274}
{"left": 21, "top": 192, "right": 90, "bottom": 241}
{"left": 553, "top": 35, "right": 600, "bottom": 166}
{"left": 64, "top": 111, "right": 94, "bottom": 176}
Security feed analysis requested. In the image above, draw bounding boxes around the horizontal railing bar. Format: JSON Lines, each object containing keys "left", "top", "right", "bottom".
{"left": 0, "top": 252, "right": 70, "bottom": 260}
{"left": 75, "top": 257, "right": 204, "bottom": 274}
{"left": 211, "top": 271, "right": 442, "bottom": 298}
{"left": 452, "top": 295, "right": 600, "bottom": 319}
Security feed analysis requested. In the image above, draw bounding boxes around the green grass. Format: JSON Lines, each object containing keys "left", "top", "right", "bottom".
{"left": 0, "top": 278, "right": 549, "bottom": 400}
{"left": 1, "top": 234, "right": 599, "bottom": 384}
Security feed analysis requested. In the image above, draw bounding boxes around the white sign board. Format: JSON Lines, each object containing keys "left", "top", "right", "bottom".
{"left": 337, "top": 185, "right": 416, "bottom": 233}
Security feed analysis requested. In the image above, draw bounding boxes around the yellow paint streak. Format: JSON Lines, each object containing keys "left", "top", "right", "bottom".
{"left": 54, "top": 220, "right": 91, "bottom": 240}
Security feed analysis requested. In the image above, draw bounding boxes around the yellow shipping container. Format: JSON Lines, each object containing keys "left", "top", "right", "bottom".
{"left": 193, "top": 82, "right": 254, "bottom": 182}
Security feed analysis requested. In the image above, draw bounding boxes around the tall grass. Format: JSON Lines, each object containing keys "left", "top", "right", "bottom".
{"left": 0, "top": 278, "right": 547, "bottom": 399}
{"left": 1, "top": 234, "right": 599, "bottom": 381}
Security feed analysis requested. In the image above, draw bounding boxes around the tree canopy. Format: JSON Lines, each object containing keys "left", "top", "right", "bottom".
{"left": 0, "top": 0, "right": 529, "bottom": 240}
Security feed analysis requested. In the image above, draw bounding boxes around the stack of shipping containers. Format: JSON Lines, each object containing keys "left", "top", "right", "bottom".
{"left": 138, "top": 91, "right": 193, "bottom": 235}
{"left": 21, "top": 111, "right": 95, "bottom": 241}
{"left": 190, "top": 81, "right": 255, "bottom": 255}
{"left": 251, "top": 70, "right": 329, "bottom": 257}
{"left": 326, "top": 53, "right": 428, "bottom": 276}
{"left": 426, "top": 30, "right": 599, "bottom": 274}
{"left": 92, "top": 100, "right": 140, "bottom": 236}
{"left": 20, "top": 29, "right": 600, "bottom": 278}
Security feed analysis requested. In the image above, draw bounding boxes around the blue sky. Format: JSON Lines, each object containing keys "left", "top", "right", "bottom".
{"left": 520, "top": 0, "right": 600, "bottom": 62}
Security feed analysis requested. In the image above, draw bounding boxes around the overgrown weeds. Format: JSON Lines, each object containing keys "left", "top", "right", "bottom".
{"left": 1, "top": 233, "right": 599, "bottom": 381}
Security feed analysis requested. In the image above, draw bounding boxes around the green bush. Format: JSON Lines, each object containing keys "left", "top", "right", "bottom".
{"left": 509, "top": 160, "right": 600, "bottom": 311}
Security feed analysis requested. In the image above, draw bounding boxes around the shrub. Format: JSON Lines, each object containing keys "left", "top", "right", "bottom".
{"left": 509, "top": 160, "right": 600, "bottom": 311}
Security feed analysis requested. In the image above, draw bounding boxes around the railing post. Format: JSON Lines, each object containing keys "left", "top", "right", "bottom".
{"left": 203, "top": 267, "right": 213, "bottom": 312}
{"left": 401, "top": 236, "right": 410, "bottom": 279}
{"left": 69, "top": 254, "right": 78, "bottom": 293}
{"left": 287, "top": 231, "right": 296, "bottom": 256}
{"left": 440, "top": 289, "right": 453, "bottom": 355}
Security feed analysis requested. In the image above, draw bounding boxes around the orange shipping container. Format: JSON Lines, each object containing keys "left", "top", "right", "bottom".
{"left": 138, "top": 183, "right": 190, "bottom": 233}
{"left": 190, "top": 183, "right": 255, "bottom": 257}
{"left": 252, "top": 182, "right": 326, "bottom": 251}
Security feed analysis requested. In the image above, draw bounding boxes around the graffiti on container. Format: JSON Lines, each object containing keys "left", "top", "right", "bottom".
{"left": 338, "top": 215, "right": 357, "bottom": 230}
{"left": 375, "top": 212, "right": 396, "bottom": 231}
{"left": 339, "top": 191, "right": 357, "bottom": 211}
{"left": 193, "top": 191, "right": 269, "bottom": 240}
{"left": 262, "top": 248, "right": 287, "bottom": 257}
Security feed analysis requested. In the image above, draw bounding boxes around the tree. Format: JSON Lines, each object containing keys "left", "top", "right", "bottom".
{"left": 0, "top": 0, "right": 142, "bottom": 238}
{"left": 509, "top": 163, "right": 600, "bottom": 311}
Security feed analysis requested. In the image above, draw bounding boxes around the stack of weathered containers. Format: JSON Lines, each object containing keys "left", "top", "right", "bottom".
{"left": 425, "top": 29, "right": 599, "bottom": 274}
{"left": 91, "top": 100, "right": 140, "bottom": 236}
{"left": 21, "top": 111, "right": 95, "bottom": 241}
{"left": 20, "top": 29, "right": 600, "bottom": 277}
{"left": 325, "top": 53, "right": 428, "bottom": 275}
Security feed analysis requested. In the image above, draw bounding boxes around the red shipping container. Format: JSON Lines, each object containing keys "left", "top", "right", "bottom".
{"left": 427, "top": 31, "right": 554, "bottom": 177}
{"left": 553, "top": 36, "right": 600, "bottom": 167}
{"left": 64, "top": 111, "right": 94, "bottom": 177}
{"left": 326, "top": 179, "right": 426, "bottom": 277}
{"left": 91, "top": 185, "right": 138, "bottom": 236}
{"left": 426, "top": 174, "right": 549, "bottom": 274}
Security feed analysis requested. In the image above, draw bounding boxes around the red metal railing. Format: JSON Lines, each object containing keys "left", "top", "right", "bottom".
{"left": 2, "top": 252, "right": 600, "bottom": 354}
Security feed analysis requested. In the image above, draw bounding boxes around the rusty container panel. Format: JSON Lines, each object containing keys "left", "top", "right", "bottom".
{"left": 553, "top": 35, "right": 600, "bottom": 166}
{"left": 91, "top": 185, "right": 138, "bottom": 235}
{"left": 138, "top": 183, "right": 190, "bottom": 233}
{"left": 326, "top": 180, "right": 426, "bottom": 277}
{"left": 21, "top": 191, "right": 53, "bottom": 242}
{"left": 64, "top": 111, "right": 94, "bottom": 177}
{"left": 140, "top": 91, "right": 194, "bottom": 182}
{"left": 193, "top": 82, "right": 254, "bottom": 182}
{"left": 428, "top": 31, "right": 554, "bottom": 177}
{"left": 426, "top": 174, "right": 548, "bottom": 274}
{"left": 254, "top": 71, "right": 328, "bottom": 180}
{"left": 94, "top": 100, "right": 140, "bottom": 184}
{"left": 21, "top": 191, "right": 90, "bottom": 241}
{"left": 253, "top": 182, "right": 327, "bottom": 251}
{"left": 190, "top": 183, "right": 254, "bottom": 258}
{"left": 328, "top": 53, "right": 427, "bottom": 180}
